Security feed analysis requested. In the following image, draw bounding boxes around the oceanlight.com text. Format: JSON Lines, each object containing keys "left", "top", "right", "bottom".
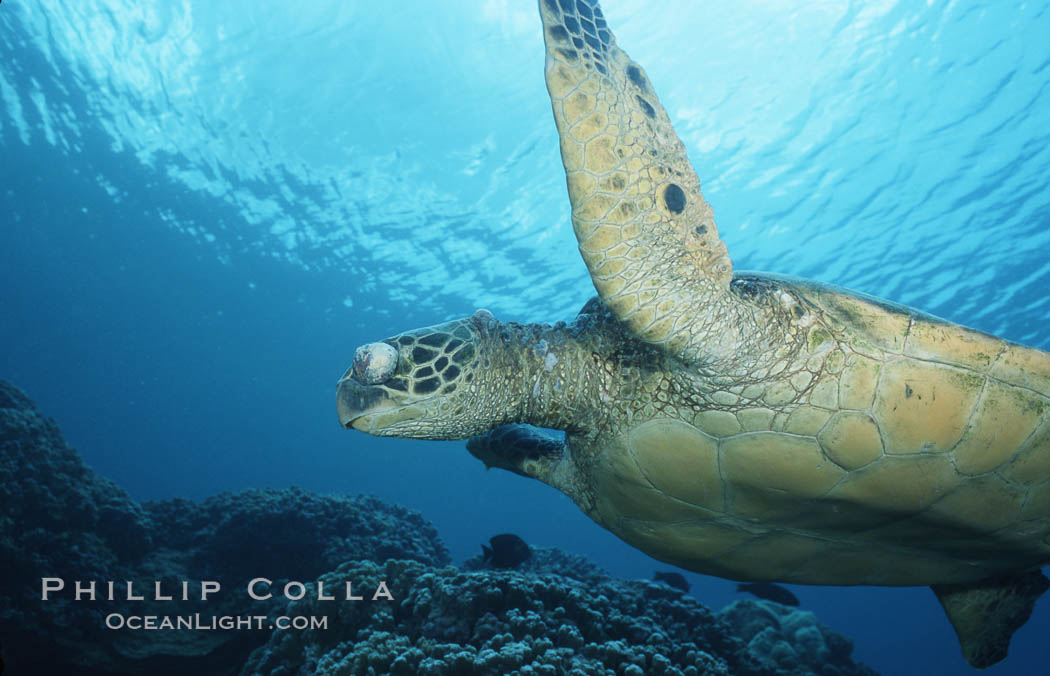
{"left": 104, "top": 613, "right": 328, "bottom": 631}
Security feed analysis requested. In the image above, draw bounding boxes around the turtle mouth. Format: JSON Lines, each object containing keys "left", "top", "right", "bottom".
{"left": 336, "top": 375, "right": 432, "bottom": 435}
{"left": 336, "top": 375, "right": 390, "bottom": 430}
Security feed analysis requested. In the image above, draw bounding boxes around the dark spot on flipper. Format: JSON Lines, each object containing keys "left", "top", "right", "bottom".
{"left": 636, "top": 95, "right": 655, "bottom": 119}
{"left": 544, "top": 0, "right": 559, "bottom": 14}
{"left": 572, "top": 36, "right": 584, "bottom": 49}
{"left": 413, "top": 377, "right": 441, "bottom": 395}
{"left": 627, "top": 65, "right": 648, "bottom": 92}
{"left": 548, "top": 25, "right": 569, "bottom": 43}
{"left": 581, "top": 17, "right": 597, "bottom": 37}
{"left": 694, "top": 224, "right": 707, "bottom": 236}
{"left": 664, "top": 183, "right": 686, "bottom": 214}
{"left": 595, "top": 62, "right": 607, "bottom": 74}
{"left": 564, "top": 16, "right": 580, "bottom": 35}
{"left": 793, "top": 305, "right": 805, "bottom": 319}
{"left": 557, "top": 0, "right": 575, "bottom": 13}
{"left": 906, "top": 383, "right": 914, "bottom": 399}
{"left": 598, "top": 28, "right": 610, "bottom": 44}
{"left": 584, "top": 32, "right": 601, "bottom": 52}
{"left": 578, "top": 1, "right": 593, "bottom": 20}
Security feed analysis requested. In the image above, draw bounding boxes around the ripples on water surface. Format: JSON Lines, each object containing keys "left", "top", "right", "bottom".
{"left": 4, "top": 1, "right": 1048, "bottom": 336}
{"left": 2, "top": 2, "right": 1050, "bottom": 675}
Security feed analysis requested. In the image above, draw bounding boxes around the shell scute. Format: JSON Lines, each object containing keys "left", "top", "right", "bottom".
{"left": 627, "top": 418, "right": 722, "bottom": 512}
{"left": 927, "top": 476, "right": 1026, "bottom": 533}
{"left": 991, "top": 343, "right": 1050, "bottom": 394}
{"left": 824, "top": 454, "right": 958, "bottom": 513}
{"left": 873, "top": 359, "right": 982, "bottom": 454}
{"left": 952, "top": 380, "right": 1047, "bottom": 475}
{"left": 999, "top": 417, "right": 1050, "bottom": 486}
{"left": 838, "top": 355, "right": 881, "bottom": 410}
{"left": 721, "top": 433, "right": 844, "bottom": 520}
{"left": 905, "top": 318, "right": 1003, "bottom": 371}
{"left": 819, "top": 411, "right": 884, "bottom": 470}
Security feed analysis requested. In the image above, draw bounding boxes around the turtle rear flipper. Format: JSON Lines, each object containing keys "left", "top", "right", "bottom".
{"left": 932, "top": 569, "right": 1050, "bottom": 668}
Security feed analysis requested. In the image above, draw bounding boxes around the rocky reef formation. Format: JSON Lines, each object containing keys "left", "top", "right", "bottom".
{"left": 245, "top": 551, "right": 875, "bottom": 676}
{"left": 0, "top": 380, "right": 155, "bottom": 673}
{"left": 462, "top": 543, "right": 613, "bottom": 586}
{"left": 147, "top": 487, "right": 450, "bottom": 585}
{"left": 0, "top": 380, "right": 448, "bottom": 675}
{"left": 0, "top": 379, "right": 877, "bottom": 675}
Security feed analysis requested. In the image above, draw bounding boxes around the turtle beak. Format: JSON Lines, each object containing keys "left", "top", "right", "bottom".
{"left": 337, "top": 341, "right": 402, "bottom": 429}
{"left": 336, "top": 374, "right": 387, "bottom": 431}
{"left": 336, "top": 342, "right": 429, "bottom": 434}
{"left": 336, "top": 374, "right": 428, "bottom": 434}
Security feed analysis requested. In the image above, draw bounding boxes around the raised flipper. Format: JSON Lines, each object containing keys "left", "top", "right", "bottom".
{"left": 538, "top": 0, "right": 739, "bottom": 361}
{"left": 932, "top": 569, "right": 1050, "bottom": 668}
{"left": 467, "top": 424, "right": 565, "bottom": 484}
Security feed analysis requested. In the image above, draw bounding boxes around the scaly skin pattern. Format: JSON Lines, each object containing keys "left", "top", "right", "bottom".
{"left": 338, "top": 309, "right": 614, "bottom": 441}
{"left": 537, "top": 0, "right": 794, "bottom": 371}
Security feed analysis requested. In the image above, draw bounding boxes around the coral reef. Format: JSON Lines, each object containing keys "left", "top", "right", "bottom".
{"left": 0, "top": 380, "right": 154, "bottom": 673}
{"left": 243, "top": 559, "right": 876, "bottom": 676}
{"left": 462, "top": 544, "right": 612, "bottom": 587}
{"left": 146, "top": 487, "right": 450, "bottom": 584}
{"left": 720, "top": 600, "right": 862, "bottom": 675}
{"left": 0, "top": 380, "right": 451, "bottom": 675}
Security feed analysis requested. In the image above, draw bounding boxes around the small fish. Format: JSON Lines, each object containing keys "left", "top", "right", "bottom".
{"left": 481, "top": 533, "right": 531, "bottom": 569}
{"left": 737, "top": 582, "right": 800, "bottom": 606}
{"left": 653, "top": 571, "right": 690, "bottom": 592}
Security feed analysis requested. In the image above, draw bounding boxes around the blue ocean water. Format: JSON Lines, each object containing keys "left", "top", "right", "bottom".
{"left": 2, "top": 1, "right": 1049, "bottom": 673}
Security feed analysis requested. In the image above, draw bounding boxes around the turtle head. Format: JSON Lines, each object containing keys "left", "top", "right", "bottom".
{"left": 336, "top": 310, "right": 492, "bottom": 439}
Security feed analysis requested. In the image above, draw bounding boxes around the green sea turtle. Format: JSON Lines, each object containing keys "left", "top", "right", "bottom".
{"left": 336, "top": 0, "right": 1050, "bottom": 667}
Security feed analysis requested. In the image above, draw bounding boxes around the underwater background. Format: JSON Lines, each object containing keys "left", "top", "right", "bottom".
{"left": 2, "top": 1, "right": 1049, "bottom": 674}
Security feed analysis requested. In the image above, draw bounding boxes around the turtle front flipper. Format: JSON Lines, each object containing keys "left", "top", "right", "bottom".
{"left": 467, "top": 424, "right": 565, "bottom": 485}
{"left": 932, "top": 569, "right": 1050, "bottom": 668}
{"left": 539, "top": 0, "right": 737, "bottom": 361}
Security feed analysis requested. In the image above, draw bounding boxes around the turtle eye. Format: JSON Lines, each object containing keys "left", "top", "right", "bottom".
{"left": 351, "top": 342, "right": 398, "bottom": 385}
